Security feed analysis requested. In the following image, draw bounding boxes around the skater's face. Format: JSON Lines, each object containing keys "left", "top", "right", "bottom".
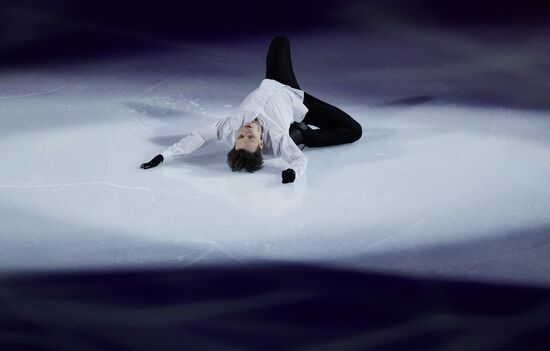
{"left": 235, "top": 121, "right": 263, "bottom": 153}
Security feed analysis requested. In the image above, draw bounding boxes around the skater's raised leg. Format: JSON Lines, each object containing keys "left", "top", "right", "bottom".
{"left": 265, "top": 36, "right": 301, "bottom": 90}
{"left": 265, "top": 35, "right": 362, "bottom": 147}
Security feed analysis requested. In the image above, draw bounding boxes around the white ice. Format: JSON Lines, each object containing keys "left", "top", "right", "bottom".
{"left": 1, "top": 22, "right": 550, "bottom": 286}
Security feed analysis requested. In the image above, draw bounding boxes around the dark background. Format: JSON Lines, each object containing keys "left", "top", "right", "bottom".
{"left": 2, "top": 0, "right": 550, "bottom": 66}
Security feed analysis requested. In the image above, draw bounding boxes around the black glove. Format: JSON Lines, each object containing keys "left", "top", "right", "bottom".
{"left": 140, "top": 154, "right": 164, "bottom": 169}
{"left": 281, "top": 168, "right": 296, "bottom": 184}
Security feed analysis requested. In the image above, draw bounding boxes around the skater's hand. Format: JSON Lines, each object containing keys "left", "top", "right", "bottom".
{"left": 281, "top": 168, "right": 295, "bottom": 184}
{"left": 140, "top": 154, "right": 164, "bottom": 169}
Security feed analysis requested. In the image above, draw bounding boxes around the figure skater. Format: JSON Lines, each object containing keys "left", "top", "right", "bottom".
{"left": 140, "top": 36, "right": 362, "bottom": 184}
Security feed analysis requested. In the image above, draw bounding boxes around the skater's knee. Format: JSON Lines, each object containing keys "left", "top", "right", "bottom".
{"left": 273, "top": 35, "right": 289, "bottom": 42}
{"left": 349, "top": 121, "right": 362, "bottom": 142}
{"left": 271, "top": 35, "right": 290, "bottom": 46}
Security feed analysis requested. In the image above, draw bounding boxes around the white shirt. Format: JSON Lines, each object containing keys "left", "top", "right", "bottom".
{"left": 161, "top": 79, "right": 309, "bottom": 179}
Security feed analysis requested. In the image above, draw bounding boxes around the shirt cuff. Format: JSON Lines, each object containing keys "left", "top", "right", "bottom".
{"left": 160, "top": 151, "right": 175, "bottom": 163}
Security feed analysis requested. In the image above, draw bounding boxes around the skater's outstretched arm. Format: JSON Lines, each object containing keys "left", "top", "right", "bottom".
{"left": 140, "top": 114, "right": 241, "bottom": 169}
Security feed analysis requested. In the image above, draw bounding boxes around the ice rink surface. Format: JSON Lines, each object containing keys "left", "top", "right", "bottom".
{"left": 2, "top": 7, "right": 550, "bottom": 287}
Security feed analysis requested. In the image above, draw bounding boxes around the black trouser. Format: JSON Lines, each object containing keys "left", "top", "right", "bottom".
{"left": 265, "top": 36, "right": 362, "bottom": 147}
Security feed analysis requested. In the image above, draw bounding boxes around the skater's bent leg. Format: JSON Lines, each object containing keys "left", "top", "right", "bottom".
{"left": 300, "top": 92, "right": 362, "bottom": 147}
{"left": 265, "top": 36, "right": 301, "bottom": 90}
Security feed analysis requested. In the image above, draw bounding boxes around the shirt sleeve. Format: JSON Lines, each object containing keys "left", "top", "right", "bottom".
{"left": 161, "top": 114, "right": 241, "bottom": 163}
{"left": 278, "top": 134, "right": 307, "bottom": 179}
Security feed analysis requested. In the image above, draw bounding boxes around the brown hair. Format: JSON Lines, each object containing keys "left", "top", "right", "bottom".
{"left": 226, "top": 146, "right": 264, "bottom": 173}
